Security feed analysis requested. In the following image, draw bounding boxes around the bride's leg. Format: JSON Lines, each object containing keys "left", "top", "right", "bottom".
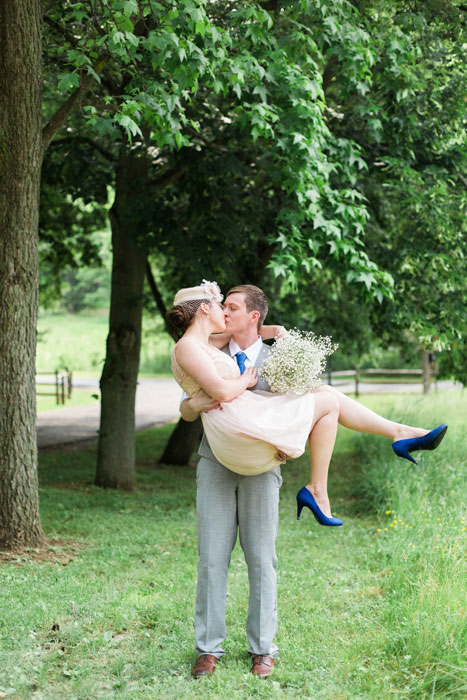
{"left": 306, "top": 392, "right": 340, "bottom": 518}
{"left": 312, "top": 385, "right": 428, "bottom": 441}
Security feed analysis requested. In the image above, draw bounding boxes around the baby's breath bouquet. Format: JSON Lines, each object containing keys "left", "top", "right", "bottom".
{"left": 259, "top": 329, "right": 338, "bottom": 395}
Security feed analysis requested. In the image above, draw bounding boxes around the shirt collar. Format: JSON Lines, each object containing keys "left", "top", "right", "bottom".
{"left": 229, "top": 336, "right": 263, "bottom": 365}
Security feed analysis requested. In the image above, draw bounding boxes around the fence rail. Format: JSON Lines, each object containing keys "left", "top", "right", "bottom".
{"left": 322, "top": 366, "right": 437, "bottom": 396}
{"left": 36, "top": 369, "right": 73, "bottom": 405}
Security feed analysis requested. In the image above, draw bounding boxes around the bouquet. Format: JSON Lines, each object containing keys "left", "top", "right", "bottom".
{"left": 259, "top": 329, "right": 338, "bottom": 395}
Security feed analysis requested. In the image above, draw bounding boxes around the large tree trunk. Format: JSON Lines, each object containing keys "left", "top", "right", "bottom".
{"left": 95, "top": 147, "right": 148, "bottom": 489}
{"left": 0, "top": 1, "right": 44, "bottom": 549}
{"left": 159, "top": 418, "right": 203, "bottom": 466}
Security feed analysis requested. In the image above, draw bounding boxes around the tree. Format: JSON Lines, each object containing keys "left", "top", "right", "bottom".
{"left": 0, "top": 0, "right": 113, "bottom": 548}
{"left": 37, "top": 0, "right": 466, "bottom": 487}
{"left": 323, "top": 0, "right": 467, "bottom": 375}
{"left": 0, "top": 1, "right": 45, "bottom": 549}
{"left": 39, "top": 0, "right": 397, "bottom": 485}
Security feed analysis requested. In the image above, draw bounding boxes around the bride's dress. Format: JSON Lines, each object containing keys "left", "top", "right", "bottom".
{"left": 172, "top": 344, "right": 315, "bottom": 475}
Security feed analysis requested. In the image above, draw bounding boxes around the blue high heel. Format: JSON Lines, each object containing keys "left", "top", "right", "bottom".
{"left": 392, "top": 424, "right": 448, "bottom": 465}
{"left": 296, "top": 486, "right": 343, "bottom": 527}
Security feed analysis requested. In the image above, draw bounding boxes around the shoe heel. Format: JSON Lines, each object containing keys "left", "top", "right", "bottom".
{"left": 392, "top": 442, "right": 418, "bottom": 465}
{"left": 297, "top": 503, "right": 303, "bottom": 520}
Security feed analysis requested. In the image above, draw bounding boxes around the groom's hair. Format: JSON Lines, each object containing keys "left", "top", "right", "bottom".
{"left": 226, "top": 284, "right": 268, "bottom": 329}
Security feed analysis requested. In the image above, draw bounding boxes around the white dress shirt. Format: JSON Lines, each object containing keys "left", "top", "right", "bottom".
{"left": 228, "top": 336, "right": 263, "bottom": 367}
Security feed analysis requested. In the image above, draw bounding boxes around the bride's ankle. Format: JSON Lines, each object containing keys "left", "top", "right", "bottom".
{"left": 306, "top": 484, "right": 328, "bottom": 502}
{"left": 393, "top": 427, "right": 429, "bottom": 442}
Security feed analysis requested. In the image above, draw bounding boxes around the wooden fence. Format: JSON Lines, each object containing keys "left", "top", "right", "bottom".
{"left": 323, "top": 366, "right": 437, "bottom": 397}
{"left": 36, "top": 369, "right": 73, "bottom": 405}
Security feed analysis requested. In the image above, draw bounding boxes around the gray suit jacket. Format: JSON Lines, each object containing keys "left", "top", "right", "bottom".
{"left": 198, "top": 342, "right": 272, "bottom": 461}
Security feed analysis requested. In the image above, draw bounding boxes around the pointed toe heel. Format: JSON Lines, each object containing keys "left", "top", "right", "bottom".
{"left": 296, "top": 487, "right": 343, "bottom": 527}
{"left": 392, "top": 424, "right": 448, "bottom": 465}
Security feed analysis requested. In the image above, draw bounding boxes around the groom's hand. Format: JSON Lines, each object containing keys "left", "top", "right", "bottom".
{"left": 180, "top": 390, "right": 222, "bottom": 422}
{"left": 191, "top": 389, "right": 222, "bottom": 413}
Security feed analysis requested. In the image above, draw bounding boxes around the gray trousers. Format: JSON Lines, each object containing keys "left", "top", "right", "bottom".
{"left": 195, "top": 456, "right": 282, "bottom": 658}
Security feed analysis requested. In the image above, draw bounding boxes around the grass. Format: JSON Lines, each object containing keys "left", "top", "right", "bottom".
{"left": 36, "top": 388, "right": 99, "bottom": 413}
{"left": 0, "top": 391, "right": 465, "bottom": 699}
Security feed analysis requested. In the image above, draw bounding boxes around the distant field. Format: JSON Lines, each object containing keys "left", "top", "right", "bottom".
{"left": 36, "top": 311, "right": 174, "bottom": 375}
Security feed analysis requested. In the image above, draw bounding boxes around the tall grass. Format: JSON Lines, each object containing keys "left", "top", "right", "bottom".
{"left": 351, "top": 391, "right": 466, "bottom": 698}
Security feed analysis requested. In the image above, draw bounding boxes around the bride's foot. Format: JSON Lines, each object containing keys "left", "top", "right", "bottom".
{"left": 392, "top": 424, "right": 448, "bottom": 465}
{"left": 392, "top": 427, "right": 429, "bottom": 442}
{"left": 305, "top": 485, "right": 332, "bottom": 518}
{"left": 296, "top": 486, "right": 343, "bottom": 527}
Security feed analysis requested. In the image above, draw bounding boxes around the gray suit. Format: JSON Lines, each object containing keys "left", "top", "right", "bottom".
{"left": 195, "top": 343, "right": 282, "bottom": 658}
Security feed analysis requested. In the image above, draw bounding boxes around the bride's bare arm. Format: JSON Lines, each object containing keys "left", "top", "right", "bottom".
{"left": 209, "top": 325, "right": 286, "bottom": 350}
{"left": 175, "top": 338, "right": 257, "bottom": 402}
{"left": 209, "top": 332, "right": 232, "bottom": 349}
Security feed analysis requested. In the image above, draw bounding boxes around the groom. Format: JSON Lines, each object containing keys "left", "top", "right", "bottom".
{"left": 180, "top": 284, "right": 281, "bottom": 679}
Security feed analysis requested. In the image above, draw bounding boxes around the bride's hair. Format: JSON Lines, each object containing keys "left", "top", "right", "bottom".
{"left": 166, "top": 299, "right": 211, "bottom": 339}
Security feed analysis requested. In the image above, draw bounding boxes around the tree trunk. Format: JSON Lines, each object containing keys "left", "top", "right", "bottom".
{"left": 0, "top": 1, "right": 44, "bottom": 549}
{"left": 95, "top": 147, "right": 148, "bottom": 489}
{"left": 159, "top": 418, "right": 203, "bottom": 466}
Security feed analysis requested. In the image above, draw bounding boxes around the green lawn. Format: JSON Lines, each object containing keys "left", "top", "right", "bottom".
{"left": 37, "top": 311, "right": 174, "bottom": 374}
{"left": 36, "top": 388, "right": 100, "bottom": 413}
{"left": 1, "top": 392, "right": 465, "bottom": 699}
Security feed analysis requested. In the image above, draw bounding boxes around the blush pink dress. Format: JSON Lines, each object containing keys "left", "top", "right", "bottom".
{"left": 172, "top": 344, "right": 315, "bottom": 476}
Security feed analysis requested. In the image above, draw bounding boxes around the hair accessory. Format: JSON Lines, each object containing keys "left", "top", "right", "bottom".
{"left": 173, "top": 280, "right": 223, "bottom": 306}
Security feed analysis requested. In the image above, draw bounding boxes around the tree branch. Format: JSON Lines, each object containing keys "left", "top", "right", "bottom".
{"left": 150, "top": 165, "right": 188, "bottom": 189}
{"left": 42, "top": 57, "right": 109, "bottom": 153}
{"left": 49, "top": 136, "right": 116, "bottom": 162}
{"left": 457, "top": 171, "right": 467, "bottom": 191}
{"left": 145, "top": 261, "right": 172, "bottom": 336}
{"left": 44, "top": 15, "right": 79, "bottom": 47}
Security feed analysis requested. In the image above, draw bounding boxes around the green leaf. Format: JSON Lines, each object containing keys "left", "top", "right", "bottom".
{"left": 58, "top": 72, "right": 80, "bottom": 93}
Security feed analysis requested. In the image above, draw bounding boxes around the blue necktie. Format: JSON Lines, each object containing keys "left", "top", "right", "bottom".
{"left": 235, "top": 352, "right": 247, "bottom": 375}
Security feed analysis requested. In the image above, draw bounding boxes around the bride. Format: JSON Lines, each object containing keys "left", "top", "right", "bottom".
{"left": 168, "top": 280, "right": 447, "bottom": 527}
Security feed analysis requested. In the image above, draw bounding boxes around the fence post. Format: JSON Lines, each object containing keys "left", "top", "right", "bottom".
{"left": 421, "top": 350, "right": 431, "bottom": 394}
{"left": 55, "top": 370, "right": 59, "bottom": 404}
{"left": 67, "top": 368, "right": 72, "bottom": 398}
{"left": 355, "top": 365, "right": 360, "bottom": 397}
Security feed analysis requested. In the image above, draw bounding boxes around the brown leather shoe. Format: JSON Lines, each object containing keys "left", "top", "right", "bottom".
{"left": 251, "top": 654, "right": 274, "bottom": 678}
{"left": 191, "top": 654, "right": 219, "bottom": 678}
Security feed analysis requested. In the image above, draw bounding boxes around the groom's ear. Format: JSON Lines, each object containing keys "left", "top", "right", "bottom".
{"left": 250, "top": 310, "right": 260, "bottom": 324}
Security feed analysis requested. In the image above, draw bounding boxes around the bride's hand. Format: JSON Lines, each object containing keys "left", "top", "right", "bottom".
{"left": 244, "top": 366, "right": 258, "bottom": 388}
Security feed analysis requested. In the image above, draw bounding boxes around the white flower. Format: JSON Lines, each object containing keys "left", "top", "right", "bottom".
{"left": 200, "top": 280, "right": 223, "bottom": 303}
{"left": 259, "top": 329, "right": 338, "bottom": 395}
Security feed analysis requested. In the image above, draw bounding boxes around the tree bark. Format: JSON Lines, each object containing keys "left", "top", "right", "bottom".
{"left": 95, "top": 147, "right": 148, "bottom": 489}
{"left": 0, "top": 1, "right": 45, "bottom": 549}
{"left": 159, "top": 418, "right": 203, "bottom": 466}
